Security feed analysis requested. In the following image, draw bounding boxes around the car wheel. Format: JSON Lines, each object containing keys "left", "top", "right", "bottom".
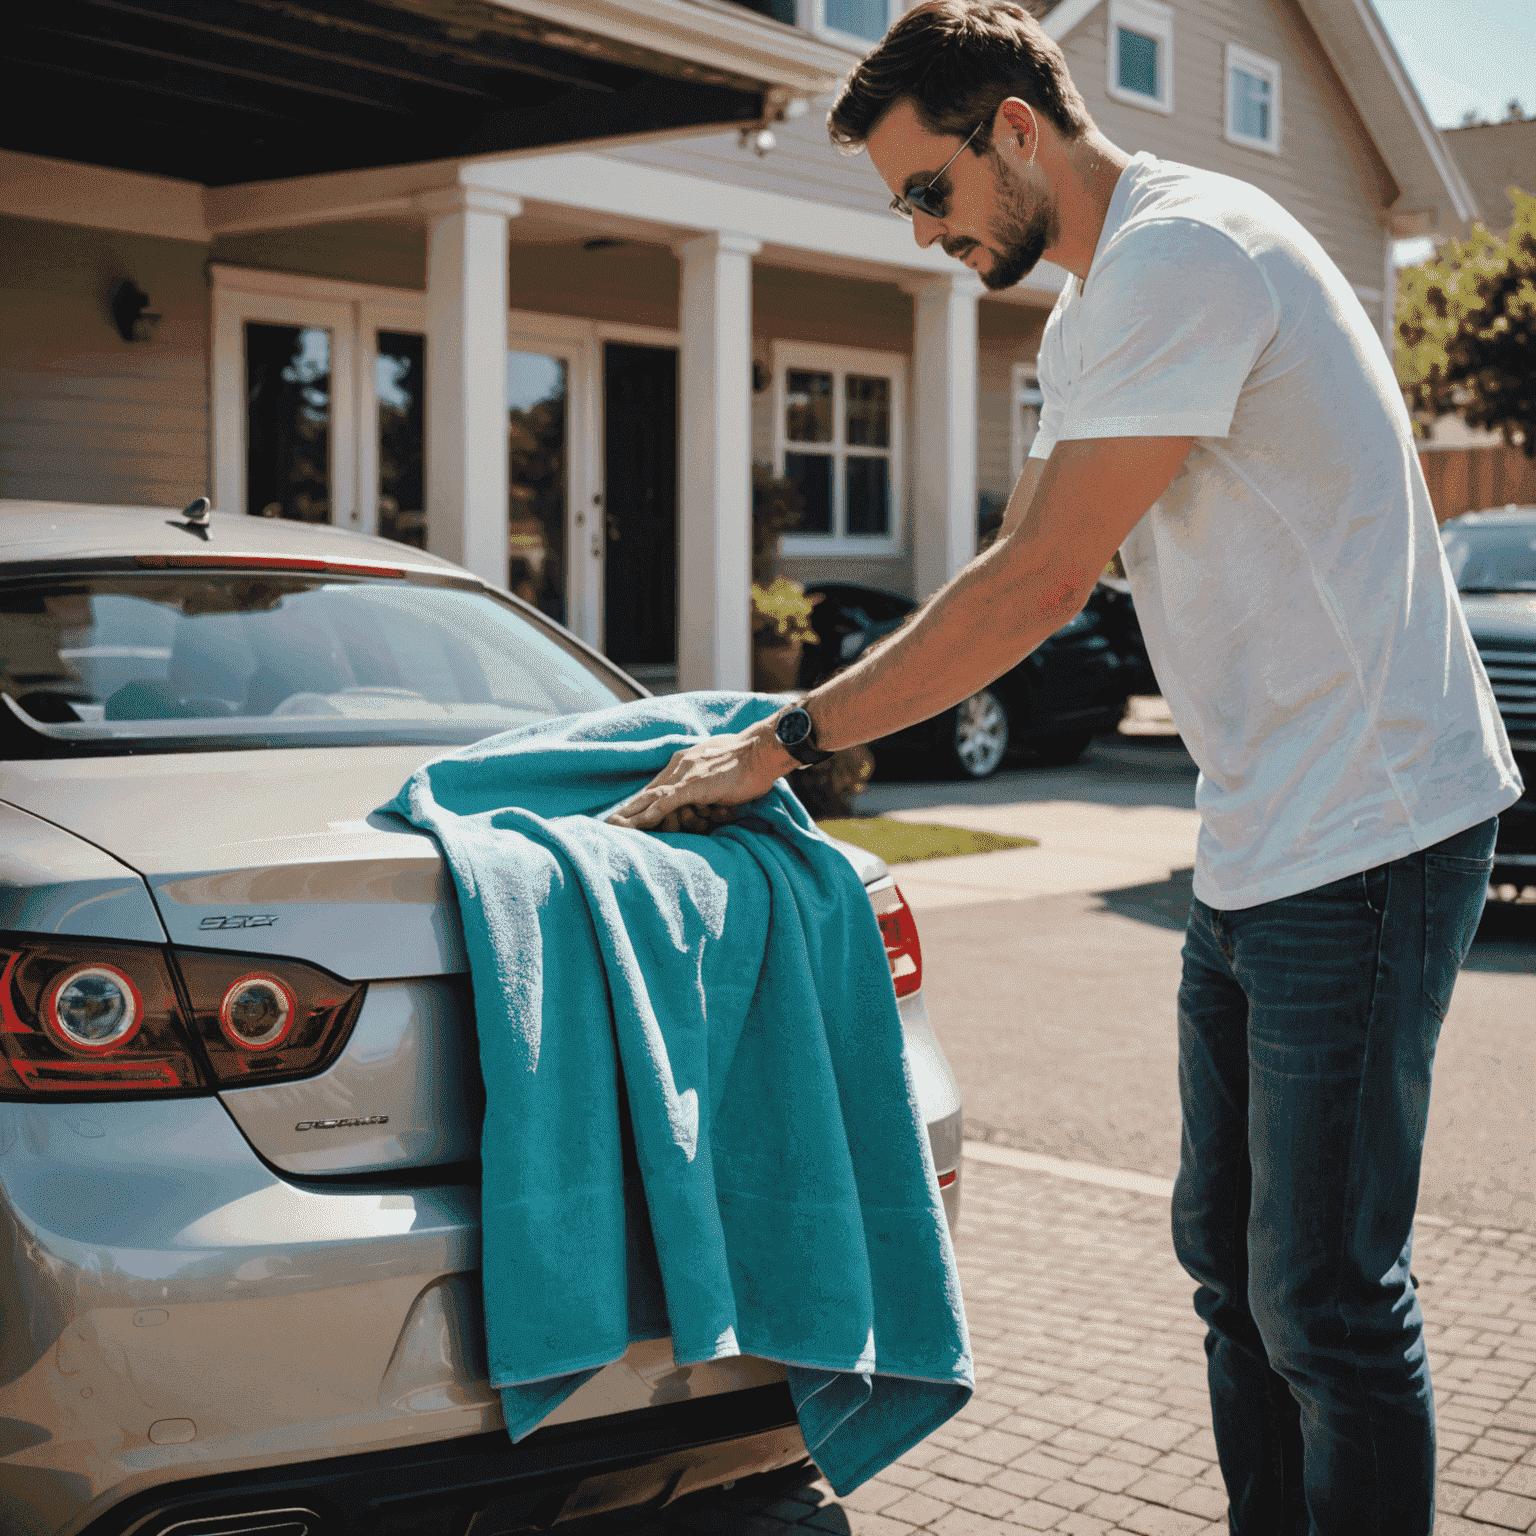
{"left": 947, "top": 689, "right": 1010, "bottom": 778}
{"left": 1032, "top": 729, "right": 1093, "bottom": 766}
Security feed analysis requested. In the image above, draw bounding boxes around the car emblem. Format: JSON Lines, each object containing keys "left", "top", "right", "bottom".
{"left": 199, "top": 915, "right": 277, "bottom": 930}
{"left": 295, "top": 1116, "right": 389, "bottom": 1132}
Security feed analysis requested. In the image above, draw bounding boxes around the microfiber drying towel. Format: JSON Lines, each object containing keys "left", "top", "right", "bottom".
{"left": 380, "top": 689, "right": 972, "bottom": 1495}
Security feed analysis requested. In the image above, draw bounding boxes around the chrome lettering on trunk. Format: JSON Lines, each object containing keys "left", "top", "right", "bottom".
{"left": 296, "top": 1115, "right": 390, "bottom": 1131}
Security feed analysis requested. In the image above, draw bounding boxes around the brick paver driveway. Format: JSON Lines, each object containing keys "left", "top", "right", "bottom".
{"left": 559, "top": 1149, "right": 1536, "bottom": 1536}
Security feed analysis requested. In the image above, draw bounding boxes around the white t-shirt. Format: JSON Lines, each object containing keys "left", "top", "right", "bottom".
{"left": 1030, "top": 152, "right": 1522, "bottom": 909}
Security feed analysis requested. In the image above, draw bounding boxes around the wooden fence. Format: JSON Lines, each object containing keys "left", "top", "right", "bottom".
{"left": 1421, "top": 443, "right": 1536, "bottom": 523}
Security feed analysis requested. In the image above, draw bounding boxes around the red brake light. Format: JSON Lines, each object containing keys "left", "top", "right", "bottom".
{"left": 0, "top": 936, "right": 204, "bottom": 1097}
{"left": 871, "top": 882, "right": 923, "bottom": 999}
{"left": 175, "top": 949, "right": 363, "bottom": 1085}
{"left": 134, "top": 555, "right": 406, "bottom": 577}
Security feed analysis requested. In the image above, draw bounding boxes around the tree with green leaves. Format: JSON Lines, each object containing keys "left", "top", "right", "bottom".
{"left": 1395, "top": 187, "right": 1536, "bottom": 456}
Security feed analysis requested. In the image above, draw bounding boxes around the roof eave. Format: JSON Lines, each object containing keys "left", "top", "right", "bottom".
{"left": 501, "top": 0, "right": 852, "bottom": 100}
{"left": 1267, "top": 0, "right": 1478, "bottom": 232}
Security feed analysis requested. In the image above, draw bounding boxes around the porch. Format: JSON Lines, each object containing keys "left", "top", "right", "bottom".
{"left": 2, "top": 144, "right": 1063, "bottom": 689}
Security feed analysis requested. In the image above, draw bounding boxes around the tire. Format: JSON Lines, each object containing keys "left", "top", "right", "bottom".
{"left": 946, "top": 689, "right": 1010, "bottom": 778}
{"left": 1032, "top": 729, "right": 1093, "bottom": 766}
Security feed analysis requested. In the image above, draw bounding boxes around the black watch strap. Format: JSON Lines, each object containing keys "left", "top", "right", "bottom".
{"left": 775, "top": 705, "right": 834, "bottom": 767}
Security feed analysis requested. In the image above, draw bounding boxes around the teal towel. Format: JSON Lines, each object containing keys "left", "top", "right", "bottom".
{"left": 382, "top": 690, "right": 972, "bottom": 1494}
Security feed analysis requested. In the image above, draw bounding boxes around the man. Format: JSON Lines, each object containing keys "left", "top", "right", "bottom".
{"left": 609, "top": 2, "right": 1522, "bottom": 1528}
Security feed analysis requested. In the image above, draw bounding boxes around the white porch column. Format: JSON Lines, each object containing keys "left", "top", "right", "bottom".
{"left": 420, "top": 186, "right": 521, "bottom": 589}
{"left": 675, "top": 231, "right": 761, "bottom": 693}
{"left": 906, "top": 272, "right": 983, "bottom": 598}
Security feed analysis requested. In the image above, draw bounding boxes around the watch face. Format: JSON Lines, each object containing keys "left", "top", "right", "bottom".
{"left": 778, "top": 708, "right": 811, "bottom": 747}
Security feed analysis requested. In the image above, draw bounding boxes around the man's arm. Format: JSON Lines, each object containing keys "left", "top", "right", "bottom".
{"left": 606, "top": 433, "right": 1192, "bottom": 831}
{"left": 997, "top": 454, "right": 1046, "bottom": 542}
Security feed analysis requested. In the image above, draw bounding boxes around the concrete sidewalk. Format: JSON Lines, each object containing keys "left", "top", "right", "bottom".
{"left": 568, "top": 1147, "right": 1536, "bottom": 1535}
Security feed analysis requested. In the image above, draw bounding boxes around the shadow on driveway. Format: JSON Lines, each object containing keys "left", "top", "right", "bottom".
{"left": 1095, "top": 866, "right": 1196, "bottom": 933}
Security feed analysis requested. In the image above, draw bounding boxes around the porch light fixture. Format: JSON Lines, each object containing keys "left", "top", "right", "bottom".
{"left": 111, "top": 281, "right": 162, "bottom": 344}
{"left": 738, "top": 126, "right": 776, "bottom": 157}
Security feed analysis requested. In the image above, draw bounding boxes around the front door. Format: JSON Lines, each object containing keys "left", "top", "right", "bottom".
{"left": 602, "top": 343, "right": 678, "bottom": 673}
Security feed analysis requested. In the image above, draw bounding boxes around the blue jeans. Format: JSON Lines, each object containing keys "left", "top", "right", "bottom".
{"left": 1171, "top": 817, "right": 1497, "bottom": 1535}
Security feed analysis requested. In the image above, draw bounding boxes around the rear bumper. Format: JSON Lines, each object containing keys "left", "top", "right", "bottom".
{"left": 0, "top": 991, "right": 963, "bottom": 1536}
{"left": 92, "top": 1385, "right": 805, "bottom": 1536}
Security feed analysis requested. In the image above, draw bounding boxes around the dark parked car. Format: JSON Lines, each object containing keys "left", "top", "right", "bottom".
{"left": 1442, "top": 505, "right": 1536, "bottom": 889}
{"left": 798, "top": 579, "right": 1155, "bottom": 778}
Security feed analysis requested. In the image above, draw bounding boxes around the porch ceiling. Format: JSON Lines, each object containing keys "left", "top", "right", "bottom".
{"left": 2, "top": 0, "right": 802, "bottom": 188}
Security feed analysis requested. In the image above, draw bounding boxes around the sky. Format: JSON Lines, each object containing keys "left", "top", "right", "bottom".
{"left": 1373, "top": 0, "right": 1534, "bottom": 128}
{"left": 1371, "top": 1, "right": 1533, "bottom": 263}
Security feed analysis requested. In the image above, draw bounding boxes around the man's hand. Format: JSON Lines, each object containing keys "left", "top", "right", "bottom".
{"left": 606, "top": 719, "right": 795, "bottom": 831}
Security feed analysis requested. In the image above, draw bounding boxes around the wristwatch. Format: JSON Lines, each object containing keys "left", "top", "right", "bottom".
{"left": 774, "top": 705, "right": 834, "bottom": 767}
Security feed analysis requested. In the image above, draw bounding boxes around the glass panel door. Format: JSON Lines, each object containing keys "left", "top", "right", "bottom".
{"left": 244, "top": 323, "right": 333, "bottom": 522}
{"left": 213, "top": 286, "right": 353, "bottom": 524}
{"left": 375, "top": 330, "right": 426, "bottom": 549}
{"left": 507, "top": 350, "right": 569, "bottom": 624}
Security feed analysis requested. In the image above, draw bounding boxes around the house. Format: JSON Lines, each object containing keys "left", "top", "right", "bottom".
{"left": 0, "top": 0, "right": 1475, "bottom": 692}
{"left": 1438, "top": 115, "right": 1536, "bottom": 236}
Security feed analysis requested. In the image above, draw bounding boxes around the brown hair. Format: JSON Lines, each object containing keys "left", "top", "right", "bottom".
{"left": 828, "top": 0, "right": 1094, "bottom": 154}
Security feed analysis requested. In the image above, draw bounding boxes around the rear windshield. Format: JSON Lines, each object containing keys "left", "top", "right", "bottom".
{"left": 1443, "top": 521, "right": 1536, "bottom": 593}
{"left": 0, "top": 569, "right": 637, "bottom": 757}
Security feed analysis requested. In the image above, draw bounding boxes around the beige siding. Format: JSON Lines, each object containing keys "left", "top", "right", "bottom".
{"left": 0, "top": 215, "right": 208, "bottom": 508}
{"left": 753, "top": 265, "right": 912, "bottom": 352}
{"left": 504, "top": 240, "right": 680, "bottom": 329}
{"left": 1060, "top": 0, "right": 1393, "bottom": 298}
{"left": 210, "top": 221, "right": 426, "bottom": 290}
{"left": 605, "top": 94, "right": 893, "bottom": 220}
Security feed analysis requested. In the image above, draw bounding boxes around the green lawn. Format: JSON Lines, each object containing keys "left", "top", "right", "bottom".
{"left": 816, "top": 817, "right": 1038, "bottom": 865}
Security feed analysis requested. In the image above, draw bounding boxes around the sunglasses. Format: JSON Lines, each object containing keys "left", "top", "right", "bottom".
{"left": 889, "top": 122, "right": 983, "bottom": 220}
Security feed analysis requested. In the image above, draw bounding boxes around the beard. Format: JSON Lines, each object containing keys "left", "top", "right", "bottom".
{"left": 944, "top": 147, "right": 1056, "bottom": 291}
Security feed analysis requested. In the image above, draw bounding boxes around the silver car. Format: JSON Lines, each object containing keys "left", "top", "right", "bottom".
{"left": 0, "top": 501, "right": 964, "bottom": 1536}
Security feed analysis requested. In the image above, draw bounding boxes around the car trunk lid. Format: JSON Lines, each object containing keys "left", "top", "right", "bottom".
{"left": 0, "top": 749, "right": 890, "bottom": 1176}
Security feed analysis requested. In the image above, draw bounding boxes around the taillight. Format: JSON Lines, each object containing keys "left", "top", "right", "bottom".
{"left": 0, "top": 934, "right": 206, "bottom": 1098}
{"left": 173, "top": 949, "right": 363, "bottom": 1085}
{"left": 870, "top": 882, "right": 923, "bottom": 998}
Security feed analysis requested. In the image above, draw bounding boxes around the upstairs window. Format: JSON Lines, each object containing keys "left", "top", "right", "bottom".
{"left": 1108, "top": 0, "right": 1173, "bottom": 115}
{"left": 776, "top": 342, "right": 904, "bottom": 557}
{"left": 1225, "top": 43, "right": 1281, "bottom": 153}
{"left": 820, "top": 0, "right": 890, "bottom": 44}
{"left": 733, "top": 0, "right": 891, "bottom": 48}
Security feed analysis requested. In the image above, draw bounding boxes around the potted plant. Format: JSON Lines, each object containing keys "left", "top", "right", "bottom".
{"left": 750, "top": 465, "right": 820, "bottom": 692}
{"left": 750, "top": 576, "right": 819, "bottom": 691}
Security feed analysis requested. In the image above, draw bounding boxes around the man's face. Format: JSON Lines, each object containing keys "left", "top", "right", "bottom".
{"left": 865, "top": 98, "right": 1056, "bottom": 291}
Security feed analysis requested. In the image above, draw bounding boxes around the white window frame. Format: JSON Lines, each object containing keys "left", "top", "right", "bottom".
{"left": 1009, "top": 362, "right": 1046, "bottom": 486}
{"left": 1107, "top": 0, "right": 1174, "bottom": 116}
{"left": 210, "top": 266, "right": 425, "bottom": 536}
{"left": 1224, "top": 43, "right": 1282, "bottom": 154}
{"left": 794, "top": 0, "right": 893, "bottom": 54}
{"left": 774, "top": 340, "right": 905, "bottom": 558}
